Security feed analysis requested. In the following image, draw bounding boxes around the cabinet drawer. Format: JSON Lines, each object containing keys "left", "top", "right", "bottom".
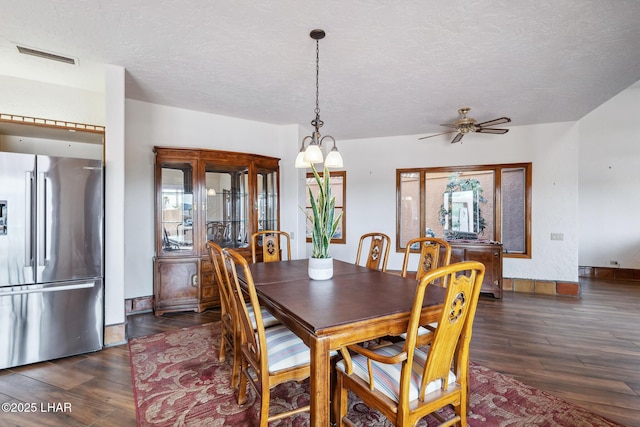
{"left": 201, "top": 259, "right": 213, "bottom": 273}
{"left": 201, "top": 284, "right": 215, "bottom": 299}
{"left": 201, "top": 272, "right": 214, "bottom": 286}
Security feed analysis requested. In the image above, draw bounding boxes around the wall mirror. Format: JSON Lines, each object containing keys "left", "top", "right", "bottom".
{"left": 443, "top": 190, "right": 478, "bottom": 234}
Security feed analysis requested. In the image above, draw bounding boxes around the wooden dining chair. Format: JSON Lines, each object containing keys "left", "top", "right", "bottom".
{"left": 401, "top": 237, "right": 452, "bottom": 281}
{"left": 210, "top": 241, "right": 280, "bottom": 388}
{"left": 400, "top": 237, "right": 453, "bottom": 346}
{"left": 335, "top": 261, "right": 486, "bottom": 427}
{"left": 355, "top": 232, "right": 391, "bottom": 272}
{"left": 222, "top": 247, "right": 327, "bottom": 426}
{"left": 250, "top": 230, "right": 292, "bottom": 263}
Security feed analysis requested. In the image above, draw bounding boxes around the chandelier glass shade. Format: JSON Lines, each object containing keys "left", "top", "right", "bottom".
{"left": 295, "top": 29, "right": 343, "bottom": 169}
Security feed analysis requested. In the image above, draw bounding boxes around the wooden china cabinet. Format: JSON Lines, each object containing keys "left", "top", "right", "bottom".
{"left": 153, "top": 147, "right": 280, "bottom": 316}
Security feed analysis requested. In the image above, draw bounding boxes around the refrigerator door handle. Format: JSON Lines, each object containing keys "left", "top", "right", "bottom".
{"left": 25, "top": 171, "right": 33, "bottom": 268}
{"left": 0, "top": 282, "right": 95, "bottom": 297}
{"left": 37, "top": 172, "right": 49, "bottom": 266}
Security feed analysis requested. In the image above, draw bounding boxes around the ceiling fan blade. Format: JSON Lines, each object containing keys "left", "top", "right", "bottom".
{"left": 476, "top": 127, "right": 509, "bottom": 134}
{"left": 476, "top": 117, "right": 511, "bottom": 127}
{"left": 418, "top": 130, "right": 457, "bottom": 140}
{"left": 451, "top": 133, "right": 464, "bottom": 144}
{"left": 439, "top": 123, "right": 458, "bottom": 129}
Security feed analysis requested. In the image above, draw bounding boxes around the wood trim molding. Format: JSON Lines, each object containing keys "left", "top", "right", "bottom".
{"left": 0, "top": 113, "right": 105, "bottom": 133}
{"left": 125, "top": 296, "right": 154, "bottom": 315}
{"left": 579, "top": 266, "right": 640, "bottom": 281}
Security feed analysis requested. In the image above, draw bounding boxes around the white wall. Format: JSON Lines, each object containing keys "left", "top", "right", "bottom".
{"left": 0, "top": 75, "right": 104, "bottom": 124}
{"left": 278, "top": 124, "right": 310, "bottom": 260}
{"left": 123, "top": 100, "right": 302, "bottom": 298}
{"left": 579, "top": 84, "right": 640, "bottom": 269}
{"left": 317, "top": 121, "right": 580, "bottom": 282}
{"left": 0, "top": 135, "right": 102, "bottom": 159}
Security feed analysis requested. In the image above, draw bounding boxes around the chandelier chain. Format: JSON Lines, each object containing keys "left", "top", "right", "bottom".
{"left": 315, "top": 39, "right": 320, "bottom": 115}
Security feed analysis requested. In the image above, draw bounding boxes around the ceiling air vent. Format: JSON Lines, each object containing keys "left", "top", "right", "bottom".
{"left": 16, "top": 45, "right": 77, "bottom": 65}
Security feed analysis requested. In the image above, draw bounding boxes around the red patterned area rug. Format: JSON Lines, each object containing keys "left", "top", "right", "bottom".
{"left": 129, "top": 322, "right": 624, "bottom": 426}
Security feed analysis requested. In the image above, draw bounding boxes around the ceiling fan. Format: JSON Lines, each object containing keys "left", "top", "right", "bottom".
{"left": 419, "top": 107, "right": 511, "bottom": 144}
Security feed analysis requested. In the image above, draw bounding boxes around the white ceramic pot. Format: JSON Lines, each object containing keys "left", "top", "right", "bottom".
{"left": 308, "top": 257, "right": 333, "bottom": 280}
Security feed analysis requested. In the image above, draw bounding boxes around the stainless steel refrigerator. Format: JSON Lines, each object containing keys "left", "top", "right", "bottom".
{"left": 0, "top": 152, "right": 104, "bottom": 369}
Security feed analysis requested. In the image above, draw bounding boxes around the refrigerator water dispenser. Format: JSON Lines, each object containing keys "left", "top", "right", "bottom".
{"left": 0, "top": 200, "right": 6, "bottom": 235}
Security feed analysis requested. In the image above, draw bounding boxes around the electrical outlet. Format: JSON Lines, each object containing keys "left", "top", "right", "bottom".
{"left": 550, "top": 233, "right": 564, "bottom": 241}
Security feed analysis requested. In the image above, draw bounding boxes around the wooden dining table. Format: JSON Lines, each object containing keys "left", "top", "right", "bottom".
{"left": 239, "top": 258, "right": 446, "bottom": 426}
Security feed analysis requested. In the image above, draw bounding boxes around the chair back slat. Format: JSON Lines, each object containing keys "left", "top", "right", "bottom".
{"left": 251, "top": 230, "right": 292, "bottom": 263}
{"left": 402, "top": 237, "right": 452, "bottom": 283}
{"left": 422, "top": 266, "right": 482, "bottom": 397}
{"left": 207, "top": 241, "right": 231, "bottom": 324}
{"left": 356, "top": 232, "right": 391, "bottom": 272}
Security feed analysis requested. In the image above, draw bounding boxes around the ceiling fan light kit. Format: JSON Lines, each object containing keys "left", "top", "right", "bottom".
{"left": 419, "top": 107, "right": 511, "bottom": 144}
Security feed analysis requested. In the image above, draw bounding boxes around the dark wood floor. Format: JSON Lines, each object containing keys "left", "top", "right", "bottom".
{"left": 0, "top": 277, "right": 637, "bottom": 426}
{"left": 470, "top": 277, "right": 640, "bottom": 427}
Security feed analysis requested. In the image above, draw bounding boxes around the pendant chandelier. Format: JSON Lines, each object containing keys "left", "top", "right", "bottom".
{"left": 295, "top": 29, "right": 343, "bottom": 169}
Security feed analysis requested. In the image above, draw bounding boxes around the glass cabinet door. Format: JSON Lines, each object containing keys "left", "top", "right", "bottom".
{"left": 257, "top": 168, "right": 279, "bottom": 232}
{"left": 204, "top": 165, "right": 249, "bottom": 248}
{"left": 159, "top": 160, "right": 196, "bottom": 255}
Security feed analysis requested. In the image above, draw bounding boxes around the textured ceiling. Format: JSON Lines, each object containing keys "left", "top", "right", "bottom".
{"left": 2, "top": 0, "right": 640, "bottom": 140}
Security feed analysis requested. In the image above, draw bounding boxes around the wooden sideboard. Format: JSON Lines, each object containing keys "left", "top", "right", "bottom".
{"left": 448, "top": 241, "right": 503, "bottom": 298}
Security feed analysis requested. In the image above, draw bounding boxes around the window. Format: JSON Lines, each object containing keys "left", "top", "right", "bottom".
{"left": 397, "top": 163, "right": 531, "bottom": 258}
{"left": 306, "top": 170, "right": 346, "bottom": 244}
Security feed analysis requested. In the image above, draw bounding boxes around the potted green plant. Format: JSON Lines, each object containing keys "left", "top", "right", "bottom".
{"left": 304, "top": 164, "right": 343, "bottom": 280}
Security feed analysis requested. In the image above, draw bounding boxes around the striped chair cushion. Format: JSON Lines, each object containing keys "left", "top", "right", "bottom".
{"left": 247, "top": 305, "right": 281, "bottom": 329}
{"left": 336, "top": 343, "right": 456, "bottom": 403}
{"left": 263, "top": 325, "right": 312, "bottom": 373}
{"left": 262, "top": 324, "right": 337, "bottom": 373}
